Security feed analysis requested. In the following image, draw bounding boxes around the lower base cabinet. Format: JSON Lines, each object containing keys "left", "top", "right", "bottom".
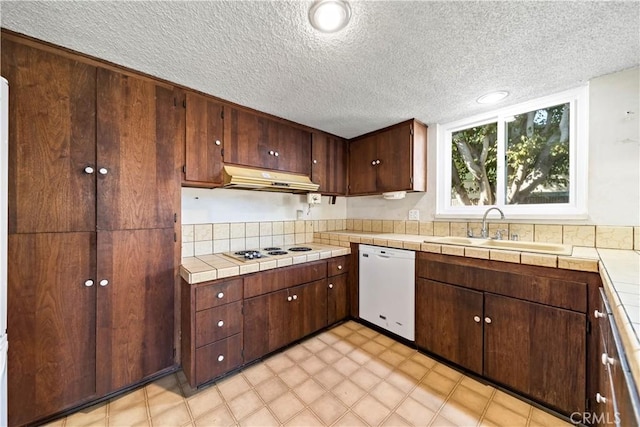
{"left": 416, "top": 252, "right": 597, "bottom": 417}
{"left": 595, "top": 289, "right": 640, "bottom": 426}
{"left": 182, "top": 256, "right": 350, "bottom": 388}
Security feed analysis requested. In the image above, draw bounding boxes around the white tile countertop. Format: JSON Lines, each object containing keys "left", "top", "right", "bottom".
{"left": 180, "top": 243, "right": 350, "bottom": 284}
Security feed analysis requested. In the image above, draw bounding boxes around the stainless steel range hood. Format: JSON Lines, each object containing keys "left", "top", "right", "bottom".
{"left": 222, "top": 165, "right": 319, "bottom": 193}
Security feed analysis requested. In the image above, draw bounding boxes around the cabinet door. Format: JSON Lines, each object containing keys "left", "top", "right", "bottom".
{"left": 2, "top": 39, "right": 96, "bottom": 234}
{"left": 97, "top": 69, "right": 179, "bottom": 231}
{"left": 312, "top": 132, "right": 347, "bottom": 195}
{"left": 415, "top": 279, "right": 484, "bottom": 374}
{"left": 8, "top": 233, "right": 97, "bottom": 426}
{"left": 289, "top": 279, "right": 328, "bottom": 342}
{"left": 184, "top": 92, "right": 224, "bottom": 185}
{"left": 376, "top": 123, "right": 413, "bottom": 192}
{"left": 348, "top": 135, "right": 378, "bottom": 195}
{"left": 483, "top": 293, "right": 586, "bottom": 414}
{"left": 224, "top": 108, "right": 275, "bottom": 170}
{"left": 273, "top": 122, "right": 311, "bottom": 175}
{"left": 96, "top": 229, "right": 175, "bottom": 394}
{"left": 243, "top": 289, "right": 289, "bottom": 363}
{"left": 328, "top": 274, "right": 349, "bottom": 325}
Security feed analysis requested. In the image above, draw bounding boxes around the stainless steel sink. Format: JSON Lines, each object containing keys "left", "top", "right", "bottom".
{"left": 430, "top": 236, "right": 572, "bottom": 255}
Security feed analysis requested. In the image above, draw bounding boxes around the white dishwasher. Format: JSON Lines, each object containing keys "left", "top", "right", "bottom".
{"left": 358, "top": 244, "right": 415, "bottom": 341}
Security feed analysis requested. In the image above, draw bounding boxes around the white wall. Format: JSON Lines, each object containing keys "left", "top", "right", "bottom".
{"left": 182, "top": 187, "right": 347, "bottom": 224}
{"left": 348, "top": 67, "right": 640, "bottom": 226}
{"left": 587, "top": 67, "right": 639, "bottom": 225}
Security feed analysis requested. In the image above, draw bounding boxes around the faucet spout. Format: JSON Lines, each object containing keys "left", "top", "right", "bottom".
{"left": 481, "top": 207, "right": 505, "bottom": 238}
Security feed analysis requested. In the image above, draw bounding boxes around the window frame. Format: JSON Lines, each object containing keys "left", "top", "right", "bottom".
{"left": 436, "top": 86, "right": 589, "bottom": 220}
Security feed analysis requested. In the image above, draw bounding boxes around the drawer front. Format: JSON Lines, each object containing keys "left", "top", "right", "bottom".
{"left": 196, "top": 278, "right": 243, "bottom": 311}
{"left": 417, "top": 255, "right": 587, "bottom": 312}
{"left": 244, "top": 260, "right": 327, "bottom": 298}
{"left": 195, "top": 333, "right": 243, "bottom": 385}
{"left": 328, "top": 256, "right": 349, "bottom": 277}
{"left": 195, "top": 301, "right": 243, "bottom": 347}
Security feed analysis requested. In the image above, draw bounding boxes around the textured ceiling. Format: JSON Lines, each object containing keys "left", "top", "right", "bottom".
{"left": 1, "top": 1, "right": 639, "bottom": 138}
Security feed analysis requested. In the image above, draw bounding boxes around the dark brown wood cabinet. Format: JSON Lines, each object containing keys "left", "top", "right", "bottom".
{"left": 311, "top": 132, "right": 347, "bottom": 195}
{"left": 348, "top": 119, "right": 427, "bottom": 195}
{"left": 415, "top": 252, "right": 597, "bottom": 417}
{"left": 181, "top": 278, "right": 244, "bottom": 387}
{"left": 416, "top": 279, "right": 483, "bottom": 374}
{"left": 595, "top": 290, "right": 640, "bottom": 427}
{"left": 3, "top": 38, "right": 180, "bottom": 426}
{"left": 483, "top": 293, "right": 586, "bottom": 413}
{"left": 7, "top": 233, "right": 97, "bottom": 422}
{"left": 182, "top": 91, "right": 225, "bottom": 187}
{"left": 243, "top": 289, "right": 289, "bottom": 364}
{"left": 224, "top": 107, "right": 311, "bottom": 175}
{"left": 327, "top": 256, "right": 350, "bottom": 325}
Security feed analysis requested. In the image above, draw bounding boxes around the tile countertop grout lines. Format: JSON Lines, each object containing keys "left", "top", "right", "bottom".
{"left": 180, "top": 231, "right": 640, "bottom": 394}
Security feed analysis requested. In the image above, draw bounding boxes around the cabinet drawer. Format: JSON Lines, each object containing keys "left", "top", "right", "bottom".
{"left": 195, "top": 301, "right": 243, "bottom": 347}
{"left": 244, "top": 260, "right": 327, "bottom": 298}
{"left": 196, "top": 278, "right": 243, "bottom": 311}
{"left": 195, "top": 334, "right": 243, "bottom": 385}
{"left": 328, "top": 256, "right": 349, "bottom": 276}
{"left": 417, "top": 254, "right": 587, "bottom": 312}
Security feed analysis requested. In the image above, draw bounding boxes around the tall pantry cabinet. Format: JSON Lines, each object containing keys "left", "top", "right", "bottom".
{"left": 2, "top": 38, "right": 181, "bottom": 426}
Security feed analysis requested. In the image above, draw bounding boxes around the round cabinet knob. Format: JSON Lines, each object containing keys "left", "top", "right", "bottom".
{"left": 287, "top": 296, "right": 292, "bottom": 302}
{"left": 292, "top": 294, "right": 298, "bottom": 300}
{"left": 99, "top": 279, "right": 109, "bottom": 287}
{"left": 214, "top": 140, "right": 221, "bottom": 146}
{"left": 269, "top": 150, "right": 274, "bottom": 155}
{"left": 217, "top": 292, "right": 224, "bottom": 299}
{"left": 84, "top": 279, "right": 94, "bottom": 287}
{"left": 473, "top": 316, "right": 481, "bottom": 323}
{"left": 371, "top": 160, "right": 376, "bottom": 165}
{"left": 337, "top": 265, "right": 343, "bottom": 270}
{"left": 84, "top": 166, "right": 95, "bottom": 174}
{"left": 484, "top": 317, "right": 492, "bottom": 324}
{"left": 594, "top": 310, "right": 605, "bottom": 319}
{"left": 376, "top": 160, "right": 381, "bottom": 165}
{"left": 601, "top": 352, "right": 614, "bottom": 366}
{"left": 217, "top": 320, "right": 224, "bottom": 327}
{"left": 274, "top": 152, "right": 279, "bottom": 157}
{"left": 313, "top": 159, "right": 318, "bottom": 164}
{"left": 596, "top": 393, "right": 607, "bottom": 404}
{"left": 329, "top": 284, "right": 334, "bottom": 289}
{"left": 217, "top": 355, "right": 225, "bottom": 362}
{"left": 99, "top": 168, "right": 108, "bottom": 175}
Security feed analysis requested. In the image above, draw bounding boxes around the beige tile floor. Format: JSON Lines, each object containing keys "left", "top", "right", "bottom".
{"left": 46, "top": 321, "right": 573, "bottom": 427}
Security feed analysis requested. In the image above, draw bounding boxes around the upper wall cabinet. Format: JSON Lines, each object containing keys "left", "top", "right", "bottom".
{"left": 348, "top": 119, "right": 427, "bottom": 196}
{"left": 182, "top": 91, "right": 225, "bottom": 188}
{"left": 224, "top": 107, "right": 311, "bottom": 176}
{"left": 311, "top": 132, "right": 347, "bottom": 195}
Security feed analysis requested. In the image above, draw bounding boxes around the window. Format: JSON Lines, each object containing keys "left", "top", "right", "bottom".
{"left": 437, "top": 87, "right": 588, "bottom": 219}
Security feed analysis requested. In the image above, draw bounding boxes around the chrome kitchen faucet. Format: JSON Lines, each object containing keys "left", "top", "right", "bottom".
{"left": 481, "top": 207, "right": 505, "bottom": 238}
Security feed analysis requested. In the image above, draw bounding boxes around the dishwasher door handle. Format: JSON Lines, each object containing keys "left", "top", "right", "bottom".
{"left": 376, "top": 254, "right": 391, "bottom": 259}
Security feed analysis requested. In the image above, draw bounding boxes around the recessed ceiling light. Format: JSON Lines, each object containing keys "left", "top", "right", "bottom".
{"left": 476, "top": 91, "right": 509, "bottom": 104}
{"left": 309, "top": 0, "right": 351, "bottom": 33}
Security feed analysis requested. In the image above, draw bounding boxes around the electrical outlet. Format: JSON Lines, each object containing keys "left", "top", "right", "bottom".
{"left": 408, "top": 209, "right": 420, "bottom": 221}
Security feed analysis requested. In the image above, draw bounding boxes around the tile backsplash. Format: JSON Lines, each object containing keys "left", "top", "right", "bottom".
{"left": 183, "top": 219, "right": 638, "bottom": 259}
{"left": 182, "top": 219, "right": 347, "bottom": 258}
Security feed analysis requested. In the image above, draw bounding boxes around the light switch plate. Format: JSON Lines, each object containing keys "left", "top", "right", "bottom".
{"left": 408, "top": 209, "right": 420, "bottom": 221}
